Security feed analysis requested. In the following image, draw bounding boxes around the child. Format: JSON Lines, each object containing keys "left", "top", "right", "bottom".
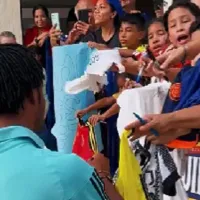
{"left": 163, "top": 1, "right": 200, "bottom": 48}
{"left": 147, "top": 18, "right": 169, "bottom": 57}
{"left": 144, "top": 1, "right": 200, "bottom": 80}
{"left": 153, "top": 1, "right": 200, "bottom": 147}
{"left": 119, "top": 13, "right": 145, "bottom": 50}
{"left": 76, "top": 73, "right": 135, "bottom": 121}
{"left": 162, "top": 0, "right": 200, "bottom": 73}
{"left": 120, "top": 18, "right": 168, "bottom": 76}
{"left": 118, "top": 13, "right": 152, "bottom": 85}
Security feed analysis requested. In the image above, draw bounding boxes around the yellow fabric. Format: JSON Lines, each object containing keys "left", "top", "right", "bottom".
{"left": 112, "top": 92, "right": 121, "bottom": 99}
{"left": 136, "top": 45, "right": 147, "bottom": 53}
{"left": 115, "top": 130, "right": 146, "bottom": 200}
{"left": 87, "top": 122, "right": 98, "bottom": 154}
{"left": 120, "top": 45, "right": 146, "bottom": 52}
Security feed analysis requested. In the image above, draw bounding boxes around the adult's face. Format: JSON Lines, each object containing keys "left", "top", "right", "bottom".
{"left": 34, "top": 9, "right": 48, "bottom": 28}
{"left": 0, "top": 36, "right": 16, "bottom": 44}
{"left": 94, "top": 0, "right": 116, "bottom": 26}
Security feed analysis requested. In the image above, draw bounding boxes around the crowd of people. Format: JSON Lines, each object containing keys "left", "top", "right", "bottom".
{"left": 1, "top": 0, "right": 200, "bottom": 199}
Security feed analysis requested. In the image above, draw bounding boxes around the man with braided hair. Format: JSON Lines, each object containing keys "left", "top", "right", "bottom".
{"left": 0, "top": 44, "right": 115, "bottom": 200}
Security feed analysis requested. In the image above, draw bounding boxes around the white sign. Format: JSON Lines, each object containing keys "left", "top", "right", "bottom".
{"left": 182, "top": 155, "right": 200, "bottom": 199}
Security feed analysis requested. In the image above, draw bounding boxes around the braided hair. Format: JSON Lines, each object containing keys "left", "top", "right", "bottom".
{"left": 0, "top": 44, "right": 44, "bottom": 114}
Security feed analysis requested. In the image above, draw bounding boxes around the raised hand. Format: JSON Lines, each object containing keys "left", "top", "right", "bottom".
{"left": 76, "top": 21, "right": 90, "bottom": 35}
{"left": 49, "top": 25, "right": 62, "bottom": 46}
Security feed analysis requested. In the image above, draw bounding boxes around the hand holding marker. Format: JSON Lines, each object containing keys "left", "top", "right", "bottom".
{"left": 133, "top": 113, "right": 159, "bottom": 137}
{"left": 136, "top": 50, "right": 164, "bottom": 83}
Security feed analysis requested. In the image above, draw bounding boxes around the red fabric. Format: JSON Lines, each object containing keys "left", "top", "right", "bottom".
{"left": 72, "top": 123, "right": 95, "bottom": 161}
{"left": 24, "top": 26, "right": 51, "bottom": 46}
{"left": 172, "top": 60, "right": 191, "bottom": 68}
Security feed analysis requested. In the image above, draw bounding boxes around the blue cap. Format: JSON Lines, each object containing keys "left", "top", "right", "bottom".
{"left": 107, "top": 0, "right": 125, "bottom": 17}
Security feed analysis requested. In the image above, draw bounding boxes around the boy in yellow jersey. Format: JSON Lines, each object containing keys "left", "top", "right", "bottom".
{"left": 119, "top": 13, "right": 145, "bottom": 51}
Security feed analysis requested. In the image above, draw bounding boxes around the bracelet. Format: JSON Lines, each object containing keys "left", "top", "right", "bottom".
{"left": 98, "top": 170, "right": 113, "bottom": 183}
{"left": 101, "top": 176, "right": 113, "bottom": 183}
{"left": 181, "top": 45, "right": 187, "bottom": 65}
{"left": 98, "top": 170, "right": 110, "bottom": 175}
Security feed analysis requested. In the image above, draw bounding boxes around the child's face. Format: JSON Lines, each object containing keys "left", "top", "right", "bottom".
{"left": 168, "top": 7, "right": 196, "bottom": 47}
{"left": 148, "top": 22, "right": 168, "bottom": 56}
{"left": 119, "top": 22, "right": 143, "bottom": 49}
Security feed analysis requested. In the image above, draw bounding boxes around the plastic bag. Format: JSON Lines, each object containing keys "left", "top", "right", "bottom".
{"left": 72, "top": 119, "right": 98, "bottom": 161}
{"left": 115, "top": 130, "right": 146, "bottom": 200}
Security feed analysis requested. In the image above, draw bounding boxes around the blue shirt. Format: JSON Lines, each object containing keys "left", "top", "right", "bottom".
{"left": 162, "top": 60, "right": 200, "bottom": 141}
{"left": 0, "top": 126, "right": 109, "bottom": 200}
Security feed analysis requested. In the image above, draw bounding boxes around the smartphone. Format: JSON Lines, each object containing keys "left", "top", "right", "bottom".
{"left": 51, "top": 13, "right": 60, "bottom": 30}
{"left": 78, "top": 9, "right": 89, "bottom": 23}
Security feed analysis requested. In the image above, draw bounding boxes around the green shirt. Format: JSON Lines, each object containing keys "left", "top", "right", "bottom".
{"left": 0, "top": 126, "right": 109, "bottom": 200}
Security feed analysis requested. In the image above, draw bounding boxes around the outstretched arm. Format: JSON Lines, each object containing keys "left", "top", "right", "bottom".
{"left": 76, "top": 97, "right": 116, "bottom": 118}
{"left": 89, "top": 103, "right": 120, "bottom": 126}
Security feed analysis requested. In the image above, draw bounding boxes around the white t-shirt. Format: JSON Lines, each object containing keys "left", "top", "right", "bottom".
{"left": 117, "top": 81, "right": 171, "bottom": 137}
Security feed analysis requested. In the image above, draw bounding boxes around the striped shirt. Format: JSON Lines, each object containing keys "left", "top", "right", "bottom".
{"left": 0, "top": 126, "right": 109, "bottom": 200}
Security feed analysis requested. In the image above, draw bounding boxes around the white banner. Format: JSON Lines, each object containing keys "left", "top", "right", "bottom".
{"left": 182, "top": 152, "right": 200, "bottom": 200}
